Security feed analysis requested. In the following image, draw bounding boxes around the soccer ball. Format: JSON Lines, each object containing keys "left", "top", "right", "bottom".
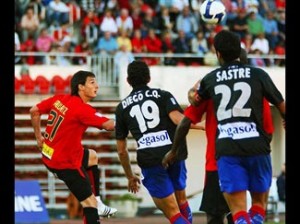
{"left": 200, "top": 0, "right": 226, "bottom": 24}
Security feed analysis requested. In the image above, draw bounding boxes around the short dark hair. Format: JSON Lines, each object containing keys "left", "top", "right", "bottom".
{"left": 214, "top": 30, "right": 241, "bottom": 63}
{"left": 71, "top": 70, "right": 95, "bottom": 96}
{"left": 239, "top": 48, "right": 248, "bottom": 64}
{"left": 127, "top": 60, "right": 150, "bottom": 88}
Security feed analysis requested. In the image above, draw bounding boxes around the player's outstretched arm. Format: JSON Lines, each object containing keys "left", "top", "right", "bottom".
{"left": 102, "top": 119, "right": 115, "bottom": 131}
{"left": 162, "top": 116, "right": 192, "bottom": 168}
{"left": 29, "top": 105, "right": 44, "bottom": 150}
{"left": 116, "top": 139, "right": 141, "bottom": 193}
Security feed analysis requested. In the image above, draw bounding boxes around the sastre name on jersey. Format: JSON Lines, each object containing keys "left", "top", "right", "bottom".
{"left": 137, "top": 130, "right": 172, "bottom": 150}
{"left": 218, "top": 122, "right": 259, "bottom": 140}
{"left": 122, "top": 90, "right": 161, "bottom": 109}
{"left": 216, "top": 67, "right": 251, "bottom": 82}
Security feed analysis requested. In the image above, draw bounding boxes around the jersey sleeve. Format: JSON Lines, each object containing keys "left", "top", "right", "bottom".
{"left": 162, "top": 90, "right": 183, "bottom": 114}
{"left": 184, "top": 102, "right": 207, "bottom": 124}
{"left": 259, "top": 70, "right": 284, "bottom": 106}
{"left": 77, "top": 104, "right": 109, "bottom": 128}
{"left": 115, "top": 104, "right": 129, "bottom": 139}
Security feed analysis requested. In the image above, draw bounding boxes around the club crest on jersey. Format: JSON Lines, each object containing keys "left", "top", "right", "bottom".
{"left": 218, "top": 122, "right": 259, "bottom": 140}
{"left": 137, "top": 130, "right": 172, "bottom": 149}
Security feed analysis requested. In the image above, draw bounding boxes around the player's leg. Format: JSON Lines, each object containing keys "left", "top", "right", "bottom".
{"left": 141, "top": 165, "right": 190, "bottom": 224}
{"left": 200, "top": 171, "right": 231, "bottom": 224}
{"left": 49, "top": 167, "right": 100, "bottom": 224}
{"left": 248, "top": 154, "right": 272, "bottom": 224}
{"left": 84, "top": 149, "right": 117, "bottom": 217}
{"left": 171, "top": 161, "right": 193, "bottom": 223}
{"left": 217, "top": 156, "right": 251, "bottom": 224}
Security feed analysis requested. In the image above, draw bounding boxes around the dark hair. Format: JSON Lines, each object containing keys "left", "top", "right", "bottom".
{"left": 214, "top": 30, "right": 241, "bottom": 63}
{"left": 71, "top": 70, "right": 95, "bottom": 96}
{"left": 239, "top": 48, "right": 248, "bottom": 64}
{"left": 127, "top": 60, "right": 150, "bottom": 88}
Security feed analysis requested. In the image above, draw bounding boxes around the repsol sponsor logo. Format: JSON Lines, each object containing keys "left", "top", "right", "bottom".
{"left": 218, "top": 122, "right": 259, "bottom": 140}
{"left": 138, "top": 130, "right": 172, "bottom": 149}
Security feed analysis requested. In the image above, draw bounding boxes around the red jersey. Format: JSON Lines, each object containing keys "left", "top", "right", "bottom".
{"left": 36, "top": 95, "right": 109, "bottom": 169}
{"left": 184, "top": 98, "right": 274, "bottom": 171}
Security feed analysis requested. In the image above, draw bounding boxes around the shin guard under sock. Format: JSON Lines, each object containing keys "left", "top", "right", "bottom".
{"left": 233, "top": 211, "right": 251, "bottom": 224}
{"left": 249, "top": 205, "right": 265, "bottom": 224}
{"left": 179, "top": 201, "right": 193, "bottom": 223}
{"left": 83, "top": 207, "right": 100, "bottom": 224}
{"left": 169, "top": 212, "right": 191, "bottom": 224}
{"left": 87, "top": 165, "right": 100, "bottom": 196}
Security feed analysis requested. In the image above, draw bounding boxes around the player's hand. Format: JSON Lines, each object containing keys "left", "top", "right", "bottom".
{"left": 162, "top": 150, "right": 177, "bottom": 169}
{"left": 188, "top": 88, "right": 201, "bottom": 106}
{"left": 128, "top": 175, "right": 141, "bottom": 194}
{"left": 36, "top": 136, "right": 45, "bottom": 152}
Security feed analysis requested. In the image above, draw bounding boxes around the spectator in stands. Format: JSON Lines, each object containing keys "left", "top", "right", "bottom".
{"left": 142, "top": 28, "right": 162, "bottom": 65}
{"left": 263, "top": 10, "right": 279, "bottom": 51}
{"left": 241, "top": 33, "right": 253, "bottom": 53}
{"left": 35, "top": 27, "right": 56, "bottom": 64}
{"left": 175, "top": 6, "right": 198, "bottom": 41}
{"left": 191, "top": 29, "right": 208, "bottom": 65}
{"left": 95, "top": 31, "right": 118, "bottom": 55}
{"left": 20, "top": 34, "right": 37, "bottom": 65}
{"left": 81, "top": 10, "right": 101, "bottom": 48}
{"left": 115, "top": 8, "right": 134, "bottom": 37}
{"left": 250, "top": 32, "right": 270, "bottom": 55}
{"left": 99, "top": 9, "right": 118, "bottom": 36}
{"left": 173, "top": 29, "right": 191, "bottom": 65}
{"left": 157, "top": 7, "right": 176, "bottom": 38}
{"left": 161, "top": 31, "right": 176, "bottom": 66}
{"left": 230, "top": 8, "right": 248, "bottom": 39}
{"left": 29, "top": 70, "right": 118, "bottom": 224}
{"left": 116, "top": 29, "right": 132, "bottom": 52}
{"left": 73, "top": 38, "right": 93, "bottom": 65}
{"left": 113, "top": 44, "right": 134, "bottom": 81}
{"left": 141, "top": 8, "right": 159, "bottom": 38}
{"left": 46, "top": 0, "right": 70, "bottom": 27}
{"left": 131, "top": 29, "right": 144, "bottom": 53}
{"left": 246, "top": 10, "right": 264, "bottom": 38}
{"left": 203, "top": 44, "right": 219, "bottom": 66}
{"left": 249, "top": 49, "right": 266, "bottom": 67}
{"left": 131, "top": 7, "right": 143, "bottom": 31}
{"left": 20, "top": 6, "right": 40, "bottom": 41}
{"left": 276, "top": 163, "right": 286, "bottom": 202}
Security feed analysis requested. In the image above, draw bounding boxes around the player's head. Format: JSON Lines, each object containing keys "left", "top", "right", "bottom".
{"left": 239, "top": 48, "right": 248, "bottom": 64}
{"left": 71, "top": 70, "right": 96, "bottom": 96}
{"left": 127, "top": 60, "right": 150, "bottom": 88}
{"left": 213, "top": 30, "right": 241, "bottom": 63}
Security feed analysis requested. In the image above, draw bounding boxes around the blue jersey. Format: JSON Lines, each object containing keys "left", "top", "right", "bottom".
{"left": 115, "top": 86, "right": 187, "bottom": 167}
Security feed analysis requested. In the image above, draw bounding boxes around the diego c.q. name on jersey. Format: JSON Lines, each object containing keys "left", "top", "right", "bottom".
{"left": 121, "top": 89, "right": 161, "bottom": 109}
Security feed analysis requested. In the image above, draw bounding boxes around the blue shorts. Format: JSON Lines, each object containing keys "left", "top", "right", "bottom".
{"left": 141, "top": 160, "right": 187, "bottom": 198}
{"left": 217, "top": 154, "right": 272, "bottom": 193}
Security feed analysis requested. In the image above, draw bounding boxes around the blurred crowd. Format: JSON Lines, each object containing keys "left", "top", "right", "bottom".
{"left": 15, "top": 0, "right": 285, "bottom": 67}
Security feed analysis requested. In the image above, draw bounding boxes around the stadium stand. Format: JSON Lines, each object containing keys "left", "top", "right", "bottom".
{"left": 35, "top": 75, "right": 51, "bottom": 94}
{"left": 51, "top": 75, "right": 67, "bottom": 94}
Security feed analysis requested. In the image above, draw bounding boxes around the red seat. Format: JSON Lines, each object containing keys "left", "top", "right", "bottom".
{"left": 64, "top": 75, "right": 73, "bottom": 94}
{"left": 20, "top": 75, "right": 35, "bottom": 94}
{"left": 35, "top": 75, "right": 51, "bottom": 94}
{"left": 51, "top": 75, "right": 66, "bottom": 94}
{"left": 15, "top": 77, "right": 22, "bottom": 94}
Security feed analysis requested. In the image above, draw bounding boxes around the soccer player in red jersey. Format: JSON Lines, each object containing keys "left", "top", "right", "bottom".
{"left": 30, "top": 70, "right": 117, "bottom": 224}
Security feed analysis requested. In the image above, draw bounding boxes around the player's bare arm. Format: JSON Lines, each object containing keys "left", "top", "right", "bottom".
{"left": 276, "top": 101, "right": 286, "bottom": 129}
{"left": 29, "top": 105, "right": 44, "bottom": 150}
{"left": 162, "top": 116, "right": 192, "bottom": 168}
{"left": 101, "top": 119, "right": 115, "bottom": 131}
{"left": 116, "top": 139, "right": 141, "bottom": 194}
{"left": 188, "top": 80, "right": 201, "bottom": 106}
